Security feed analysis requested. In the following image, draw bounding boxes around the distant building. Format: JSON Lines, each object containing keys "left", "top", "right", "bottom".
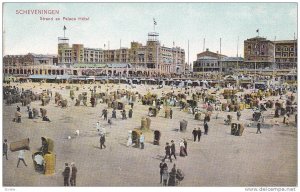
{"left": 274, "top": 40, "right": 297, "bottom": 69}
{"left": 3, "top": 53, "right": 56, "bottom": 67}
{"left": 244, "top": 37, "right": 275, "bottom": 69}
{"left": 193, "top": 48, "right": 226, "bottom": 73}
{"left": 221, "top": 57, "right": 244, "bottom": 72}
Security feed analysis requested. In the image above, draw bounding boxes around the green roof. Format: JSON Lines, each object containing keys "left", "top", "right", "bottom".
{"left": 73, "top": 63, "right": 107, "bottom": 68}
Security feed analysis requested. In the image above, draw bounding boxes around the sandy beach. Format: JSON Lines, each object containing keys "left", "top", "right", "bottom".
{"left": 2, "top": 82, "right": 297, "bottom": 187}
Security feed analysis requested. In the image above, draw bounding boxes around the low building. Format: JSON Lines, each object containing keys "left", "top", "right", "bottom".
{"left": 193, "top": 49, "right": 226, "bottom": 73}
{"left": 221, "top": 57, "right": 244, "bottom": 72}
{"left": 3, "top": 53, "right": 56, "bottom": 67}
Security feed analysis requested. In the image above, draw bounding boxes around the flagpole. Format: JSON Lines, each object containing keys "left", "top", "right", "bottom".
{"left": 219, "top": 38, "right": 222, "bottom": 86}
{"left": 237, "top": 36, "right": 239, "bottom": 72}
{"left": 294, "top": 32, "right": 296, "bottom": 69}
{"left": 188, "top": 39, "right": 189, "bottom": 75}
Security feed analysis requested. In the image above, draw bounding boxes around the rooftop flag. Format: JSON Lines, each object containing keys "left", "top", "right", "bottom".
{"left": 153, "top": 18, "right": 157, "bottom": 25}
{"left": 63, "top": 26, "right": 67, "bottom": 37}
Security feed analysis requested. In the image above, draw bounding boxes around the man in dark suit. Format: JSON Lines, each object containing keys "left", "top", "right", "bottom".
{"left": 204, "top": 121, "right": 209, "bottom": 135}
{"left": 163, "top": 142, "right": 172, "bottom": 162}
{"left": 3, "top": 139, "right": 8, "bottom": 160}
{"left": 63, "top": 163, "right": 70, "bottom": 186}
{"left": 70, "top": 162, "right": 77, "bottom": 186}
{"left": 197, "top": 128, "right": 202, "bottom": 142}
{"left": 100, "top": 134, "right": 106, "bottom": 149}
{"left": 256, "top": 122, "right": 262, "bottom": 134}
{"left": 170, "top": 140, "right": 176, "bottom": 160}
{"left": 192, "top": 128, "right": 197, "bottom": 142}
{"left": 159, "top": 159, "right": 167, "bottom": 184}
{"left": 183, "top": 139, "right": 188, "bottom": 156}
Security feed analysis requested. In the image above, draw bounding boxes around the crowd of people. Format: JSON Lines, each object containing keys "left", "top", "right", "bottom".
{"left": 2, "top": 74, "right": 297, "bottom": 186}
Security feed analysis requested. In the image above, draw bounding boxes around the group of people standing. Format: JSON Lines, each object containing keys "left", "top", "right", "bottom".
{"left": 159, "top": 161, "right": 183, "bottom": 186}
{"left": 163, "top": 140, "right": 177, "bottom": 163}
{"left": 63, "top": 162, "right": 78, "bottom": 186}
{"left": 192, "top": 128, "right": 202, "bottom": 142}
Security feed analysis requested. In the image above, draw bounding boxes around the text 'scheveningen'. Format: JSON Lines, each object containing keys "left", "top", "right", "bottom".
{"left": 16, "top": 9, "right": 60, "bottom": 15}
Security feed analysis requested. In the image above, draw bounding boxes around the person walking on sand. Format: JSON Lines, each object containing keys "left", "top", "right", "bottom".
{"left": 170, "top": 140, "right": 177, "bottom": 160}
{"left": 96, "top": 122, "right": 100, "bottom": 132}
{"left": 237, "top": 110, "right": 241, "bottom": 121}
{"left": 256, "top": 122, "right": 262, "bottom": 134}
{"left": 162, "top": 166, "right": 169, "bottom": 186}
{"left": 204, "top": 121, "right": 209, "bottom": 135}
{"left": 112, "top": 109, "right": 117, "bottom": 119}
{"left": 168, "top": 164, "right": 177, "bottom": 186}
{"left": 179, "top": 140, "right": 186, "bottom": 157}
{"left": 128, "top": 108, "right": 133, "bottom": 118}
{"left": 140, "top": 132, "right": 145, "bottom": 149}
{"left": 159, "top": 159, "right": 167, "bottom": 184}
{"left": 197, "top": 128, "right": 202, "bottom": 142}
{"left": 63, "top": 163, "right": 71, "bottom": 186}
{"left": 163, "top": 142, "right": 172, "bottom": 162}
{"left": 3, "top": 139, "right": 8, "bottom": 160}
{"left": 192, "top": 128, "right": 197, "bottom": 142}
{"left": 17, "top": 150, "right": 27, "bottom": 167}
{"left": 183, "top": 139, "right": 188, "bottom": 156}
{"left": 70, "top": 162, "right": 77, "bottom": 186}
{"left": 100, "top": 133, "right": 106, "bottom": 149}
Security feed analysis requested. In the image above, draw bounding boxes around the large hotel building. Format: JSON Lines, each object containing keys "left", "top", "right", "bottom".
{"left": 57, "top": 32, "right": 185, "bottom": 74}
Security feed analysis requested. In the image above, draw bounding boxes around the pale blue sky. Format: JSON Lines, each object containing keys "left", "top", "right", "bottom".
{"left": 3, "top": 3, "right": 297, "bottom": 63}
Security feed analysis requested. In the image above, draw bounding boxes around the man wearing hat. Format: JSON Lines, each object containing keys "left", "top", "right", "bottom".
{"left": 70, "top": 162, "right": 77, "bottom": 186}
{"left": 159, "top": 159, "right": 167, "bottom": 184}
{"left": 170, "top": 140, "right": 176, "bottom": 160}
{"left": 3, "top": 139, "right": 8, "bottom": 160}
{"left": 163, "top": 142, "right": 172, "bottom": 162}
{"left": 63, "top": 163, "right": 70, "bottom": 186}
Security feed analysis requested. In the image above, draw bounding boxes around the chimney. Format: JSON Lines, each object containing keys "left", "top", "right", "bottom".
{"left": 206, "top": 48, "right": 209, "bottom": 51}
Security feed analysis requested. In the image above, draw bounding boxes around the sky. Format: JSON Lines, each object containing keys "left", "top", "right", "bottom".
{"left": 2, "top": 2, "right": 298, "bottom": 63}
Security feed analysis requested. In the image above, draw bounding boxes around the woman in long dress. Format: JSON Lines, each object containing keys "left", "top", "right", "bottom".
{"left": 179, "top": 140, "right": 186, "bottom": 157}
